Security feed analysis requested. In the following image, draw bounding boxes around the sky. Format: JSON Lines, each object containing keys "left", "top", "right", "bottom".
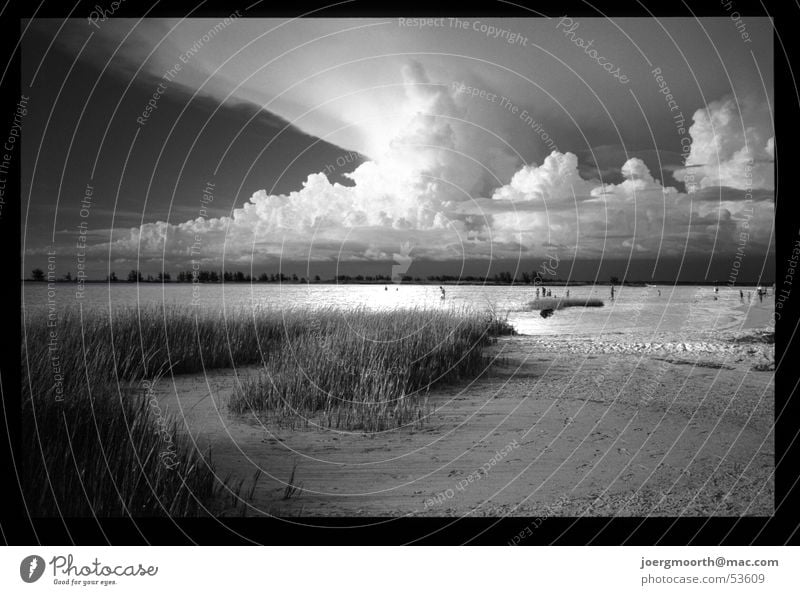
{"left": 22, "top": 16, "right": 775, "bottom": 282}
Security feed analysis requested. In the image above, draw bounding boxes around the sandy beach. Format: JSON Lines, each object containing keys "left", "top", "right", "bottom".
{"left": 155, "top": 296, "right": 775, "bottom": 517}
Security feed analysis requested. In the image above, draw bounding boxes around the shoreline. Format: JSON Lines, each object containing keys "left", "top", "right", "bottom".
{"left": 155, "top": 326, "right": 774, "bottom": 517}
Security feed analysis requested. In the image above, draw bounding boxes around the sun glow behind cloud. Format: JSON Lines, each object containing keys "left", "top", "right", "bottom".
{"left": 85, "top": 60, "right": 775, "bottom": 270}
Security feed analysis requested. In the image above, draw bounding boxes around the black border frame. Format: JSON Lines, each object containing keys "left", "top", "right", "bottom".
{"left": 1, "top": 0, "right": 797, "bottom": 545}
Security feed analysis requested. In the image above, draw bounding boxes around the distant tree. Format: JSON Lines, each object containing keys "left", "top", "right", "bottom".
{"left": 314, "top": 275, "right": 321, "bottom": 282}
{"left": 127, "top": 270, "right": 141, "bottom": 282}
{"left": 64, "top": 271, "right": 72, "bottom": 282}
{"left": 31, "top": 268, "right": 45, "bottom": 281}
{"left": 258, "top": 272, "right": 268, "bottom": 282}
{"left": 292, "top": 273, "right": 299, "bottom": 282}
{"left": 145, "top": 274, "right": 154, "bottom": 282}
{"left": 234, "top": 271, "right": 245, "bottom": 283}
{"left": 209, "top": 271, "right": 219, "bottom": 283}
{"left": 610, "top": 276, "right": 620, "bottom": 285}
{"left": 521, "top": 271, "right": 532, "bottom": 284}
{"left": 109, "top": 271, "right": 118, "bottom": 282}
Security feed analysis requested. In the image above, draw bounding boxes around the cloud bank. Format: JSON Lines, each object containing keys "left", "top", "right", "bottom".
{"left": 95, "top": 64, "right": 774, "bottom": 269}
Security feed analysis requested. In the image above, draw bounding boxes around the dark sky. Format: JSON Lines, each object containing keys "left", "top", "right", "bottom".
{"left": 22, "top": 21, "right": 364, "bottom": 257}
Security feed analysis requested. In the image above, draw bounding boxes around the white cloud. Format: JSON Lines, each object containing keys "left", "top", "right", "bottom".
{"left": 491, "top": 151, "right": 595, "bottom": 204}
{"left": 489, "top": 152, "right": 772, "bottom": 258}
{"left": 95, "top": 81, "right": 773, "bottom": 267}
{"left": 674, "top": 95, "right": 774, "bottom": 192}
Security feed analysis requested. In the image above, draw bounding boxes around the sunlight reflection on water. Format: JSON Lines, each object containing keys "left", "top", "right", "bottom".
{"left": 22, "top": 282, "right": 773, "bottom": 337}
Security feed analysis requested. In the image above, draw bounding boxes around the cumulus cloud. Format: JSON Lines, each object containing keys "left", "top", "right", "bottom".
{"left": 488, "top": 153, "right": 772, "bottom": 259}
{"left": 674, "top": 95, "right": 774, "bottom": 192}
{"left": 101, "top": 62, "right": 483, "bottom": 264}
{"left": 492, "top": 152, "right": 596, "bottom": 204}
{"left": 95, "top": 79, "right": 773, "bottom": 268}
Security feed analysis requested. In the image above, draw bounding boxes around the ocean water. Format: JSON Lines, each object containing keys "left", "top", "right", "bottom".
{"left": 21, "top": 282, "right": 773, "bottom": 337}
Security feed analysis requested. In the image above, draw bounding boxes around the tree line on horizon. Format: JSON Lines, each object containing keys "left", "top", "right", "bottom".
{"left": 31, "top": 268, "right": 769, "bottom": 286}
{"left": 28, "top": 268, "right": 570, "bottom": 285}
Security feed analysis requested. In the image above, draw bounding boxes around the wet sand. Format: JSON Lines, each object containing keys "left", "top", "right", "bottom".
{"left": 155, "top": 302, "right": 774, "bottom": 517}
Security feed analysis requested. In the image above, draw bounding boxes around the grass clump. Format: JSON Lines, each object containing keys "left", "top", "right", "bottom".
{"left": 229, "top": 306, "right": 514, "bottom": 432}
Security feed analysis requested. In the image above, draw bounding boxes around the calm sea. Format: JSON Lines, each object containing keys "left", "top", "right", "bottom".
{"left": 22, "top": 282, "right": 773, "bottom": 337}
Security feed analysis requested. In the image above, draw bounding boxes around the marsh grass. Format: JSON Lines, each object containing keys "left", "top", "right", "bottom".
{"left": 228, "top": 306, "right": 514, "bottom": 432}
{"left": 22, "top": 303, "right": 513, "bottom": 514}
{"left": 20, "top": 303, "right": 293, "bottom": 517}
{"left": 20, "top": 383, "right": 219, "bottom": 516}
{"left": 21, "top": 305, "right": 234, "bottom": 516}
{"left": 527, "top": 297, "right": 605, "bottom": 311}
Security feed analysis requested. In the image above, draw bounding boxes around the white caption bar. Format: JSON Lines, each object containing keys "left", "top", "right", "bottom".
{"left": 1, "top": 546, "right": 796, "bottom": 594}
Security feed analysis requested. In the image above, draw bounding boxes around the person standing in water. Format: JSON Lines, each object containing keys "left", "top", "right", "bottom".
{"left": 440, "top": 286, "right": 446, "bottom": 300}
{"left": 566, "top": 289, "right": 570, "bottom": 298}
{"left": 610, "top": 285, "right": 615, "bottom": 301}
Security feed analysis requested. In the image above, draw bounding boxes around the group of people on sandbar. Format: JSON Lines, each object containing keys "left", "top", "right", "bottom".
{"left": 736, "top": 286, "right": 770, "bottom": 303}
